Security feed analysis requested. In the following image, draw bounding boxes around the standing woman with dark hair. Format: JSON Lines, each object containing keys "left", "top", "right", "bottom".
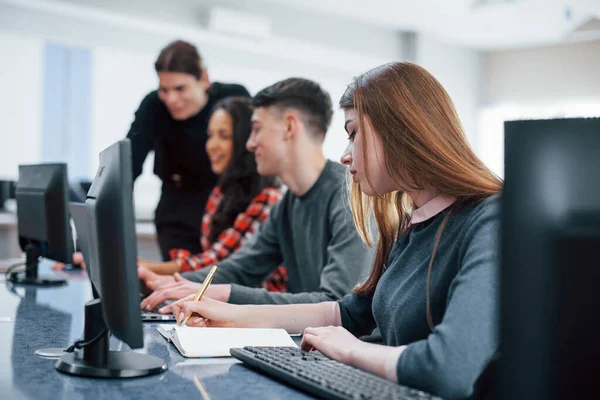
{"left": 128, "top": 40, "right": 250, "bottom": 260}
{"left": 167, "top": 63, "right": 503, "bottom": 398}
{"left": 138, "top": 97, "right": 285, "bottom": 292}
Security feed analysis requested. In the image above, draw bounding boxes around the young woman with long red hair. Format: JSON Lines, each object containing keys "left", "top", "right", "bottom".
{"left": 167, "top": 62, "right": 502, "bottom": 399}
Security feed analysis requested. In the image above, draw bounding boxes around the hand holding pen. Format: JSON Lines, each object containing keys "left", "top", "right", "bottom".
{"left": 178, "top": 265, "right": 218, "bottom": 327}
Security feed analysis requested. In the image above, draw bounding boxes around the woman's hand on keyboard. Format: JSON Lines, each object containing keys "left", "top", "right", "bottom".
{"left": 301, "top": 326, "right": 365, "bottom": 365}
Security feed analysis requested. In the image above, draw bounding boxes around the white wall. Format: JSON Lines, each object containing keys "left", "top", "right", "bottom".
{"left": 416, "top": 33, "right": 484, "bottom": 150}
{"left": 90, "top": 47, "right": 160, "bottom": 213}
{"left": 485, "top": 39, "right": 600, "bottom": 105}
{"left": 0, "top": 33, "right": 43, "bottom": 180}
{"left": 479, "top": 39, "right": 600, "bottom": 177}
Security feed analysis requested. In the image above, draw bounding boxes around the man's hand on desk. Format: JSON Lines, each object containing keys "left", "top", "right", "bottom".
{"left": 137, "top": 258, "right": 179, "bottom": 275}
{"left": 140, "top": 269, "right": 232, "bottom": 312}
{"left": 51, "top": 252, "right": 86, "bottom": 271}
{"left": 140, "top": 272, "right": 198, "bottom": 312}
{"left": 138, "top": 265, "right": 175, "bottom": 294}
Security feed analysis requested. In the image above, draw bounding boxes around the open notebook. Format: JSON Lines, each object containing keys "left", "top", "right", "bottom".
{"left": 157, "top": 325, "right": 297, "bottom": 358}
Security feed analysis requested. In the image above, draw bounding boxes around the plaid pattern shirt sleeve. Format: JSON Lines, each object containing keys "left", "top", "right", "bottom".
{"left": 170, "top": 187, "right": 286, "bottom": 291}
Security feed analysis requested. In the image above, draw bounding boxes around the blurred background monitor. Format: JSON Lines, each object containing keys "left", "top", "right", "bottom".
{"left": 11, "top": 164, "right": 72, "bottom": 286}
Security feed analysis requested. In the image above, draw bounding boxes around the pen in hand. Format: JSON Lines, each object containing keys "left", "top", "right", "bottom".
{"left": 178, "top": 265, "right": 218, "bottom": 327}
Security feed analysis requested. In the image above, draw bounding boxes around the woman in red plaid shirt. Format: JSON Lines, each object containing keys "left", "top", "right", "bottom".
{"left": 139, "top": 97, "right": 286, "bottom": 292}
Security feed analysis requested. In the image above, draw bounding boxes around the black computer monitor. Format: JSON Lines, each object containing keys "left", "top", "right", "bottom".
{"left": 11, "top": 164, "right": 72, "bottom": 286}
{"left": 500, "top": 117, "right": 600, "bottom": 399}
{"left": 69, "top": 202, "right": 99, "bottom": 300}
{"left": 56, "top": 139, "right": 166, "bottom": 378}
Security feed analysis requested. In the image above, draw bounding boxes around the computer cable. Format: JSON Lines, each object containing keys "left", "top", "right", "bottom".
{"left": 64, "top": 328, "right": 109, "bottom": 353}
{"left": 4, "top": 261, "right": 26, "bottom": 283}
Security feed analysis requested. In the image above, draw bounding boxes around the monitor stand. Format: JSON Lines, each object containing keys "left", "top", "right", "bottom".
{"left": 7, "top": 244, "right": 67, "bottom": 286}
{"left": 55, "top": 298, "right": 167, "bottom": 378}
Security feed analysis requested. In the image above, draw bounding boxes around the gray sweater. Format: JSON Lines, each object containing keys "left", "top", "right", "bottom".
{"left": 339, "top": 195, "right": 500, "bottom": 399}
{"left": 182, "top": 161, "right": 374, "bottom": 304}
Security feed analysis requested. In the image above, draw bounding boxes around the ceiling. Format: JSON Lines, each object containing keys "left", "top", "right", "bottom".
{"left": 258, "top": 0, "right": 600, "bottom": 49}
{"left": 4, "top": 0, "right": 600, "bottom": 50}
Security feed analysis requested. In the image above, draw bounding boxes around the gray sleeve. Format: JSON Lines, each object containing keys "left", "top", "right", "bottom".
{"left": 338, "top": 291, "right": 377, "bottom": 338}
{"left": 396, "top": 202, "right": 500, "bottom": 400}
{"left": 228, "top": 194, "right": 374, "bottom": 305}
{"left": 180, "top": 203, "right": 283, "bottom": 285}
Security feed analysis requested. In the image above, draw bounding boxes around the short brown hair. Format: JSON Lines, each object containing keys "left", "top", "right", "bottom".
{"left": 155, "top": 40, "right": 204, "bottom": 80}
{"left": 253, "top": 78, "right": 333, "bottom": 138}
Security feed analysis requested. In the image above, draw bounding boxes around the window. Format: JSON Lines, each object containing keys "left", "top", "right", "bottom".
{"left": 41, "top": 43, "right": 92, "bottom": 181}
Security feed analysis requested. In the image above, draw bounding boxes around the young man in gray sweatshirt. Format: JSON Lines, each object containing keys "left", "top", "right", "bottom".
{"left": 140, "top": 78, "right": 374, "bottom": 308}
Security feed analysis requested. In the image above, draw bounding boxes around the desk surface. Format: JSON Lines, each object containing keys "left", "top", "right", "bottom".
{"left": 0, "top": 263, "right": 314, "bottom": 399}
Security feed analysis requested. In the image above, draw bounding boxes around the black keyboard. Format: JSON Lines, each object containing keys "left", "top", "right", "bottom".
{"left": 230, "top": 346, "right": 443, "bottom": 400}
